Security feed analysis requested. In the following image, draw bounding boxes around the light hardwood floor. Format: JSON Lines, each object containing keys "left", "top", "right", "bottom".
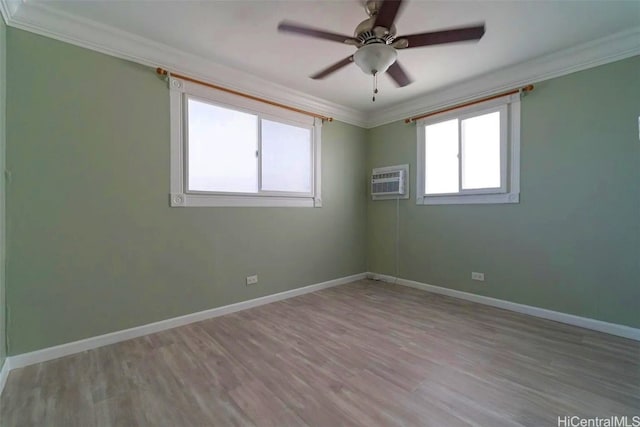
{"left": 1, "top": 280, "right": 639, "bottom": 426}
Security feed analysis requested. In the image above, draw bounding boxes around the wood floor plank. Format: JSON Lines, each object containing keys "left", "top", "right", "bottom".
{"left": 2, "top": 280, "right": 639, "bottom": 426}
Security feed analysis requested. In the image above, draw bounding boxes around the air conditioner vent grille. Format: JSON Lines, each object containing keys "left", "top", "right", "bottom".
{"left": 371, "top": 166, "right": 408, "bottom": 199}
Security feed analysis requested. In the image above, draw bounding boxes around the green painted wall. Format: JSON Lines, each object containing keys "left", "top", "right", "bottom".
{"left": 6, "top": 29, "right": 368, "bottom": 355}
{"left": 0, "top": 17, "right": 6, "bottom": 369}
{"left": 4, "top": 26, "right": 639, "bottom": 355}
{"left": 367, "top": 56, "right": 640, "bottom": 328}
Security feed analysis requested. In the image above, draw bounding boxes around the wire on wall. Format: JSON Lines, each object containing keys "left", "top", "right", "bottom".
{"left": 394, "top": 195, "right": 400, "bottom": 285}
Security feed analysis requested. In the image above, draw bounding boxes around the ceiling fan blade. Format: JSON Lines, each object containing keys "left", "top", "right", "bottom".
{"left": 373, "top": 0, "right": 404, "bottom": 30}
{"left": 398, "top": 24, "right": 485, "bottom": 48}
{"left": 278, "top": 21, "right": 358, "bottom": 44}
{"left": 310, "top": 56, "right": 354, "bottom": 79}
{"left": 387, "top": 61, "right": 412, "bottom": 87}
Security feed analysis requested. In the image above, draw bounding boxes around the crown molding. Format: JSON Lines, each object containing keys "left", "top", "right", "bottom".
{"left": 0, "top": 0, "right": 19, "bottom": 24}
{"left": 1, "top": 0, "right": 638, "bottom": 129}
{"left": 1, "top": 1, "right": 368, "bottom": 128}
{"left": 367, "top": 27, "right": 640, "bottom": 128}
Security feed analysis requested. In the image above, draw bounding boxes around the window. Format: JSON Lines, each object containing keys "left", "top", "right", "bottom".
{"left": 417, "top": 93, "right": 520, "bottom": 205}
{"left": 169, "top": 77, "right": 322, "bottom": 207}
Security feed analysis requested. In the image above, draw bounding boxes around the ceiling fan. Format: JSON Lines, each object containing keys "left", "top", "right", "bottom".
{"left": 278, "top": 0, "right": 485, "bottom": 100}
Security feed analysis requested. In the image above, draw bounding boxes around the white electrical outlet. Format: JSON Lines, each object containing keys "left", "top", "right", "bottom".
{"left": 246, "top": 275, "right": 258, "bottom": 285}
{"left": 471, "top": 272, "right": 485, "bottom": 281}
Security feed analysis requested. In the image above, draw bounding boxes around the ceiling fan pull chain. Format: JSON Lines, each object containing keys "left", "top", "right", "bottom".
{"left": 372, "top": 72, "right": 379, "bottom": 102}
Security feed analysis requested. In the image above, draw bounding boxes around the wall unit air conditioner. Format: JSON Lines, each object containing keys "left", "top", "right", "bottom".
{"left": 371, "top": 164, "right": 409, "bottom": 200}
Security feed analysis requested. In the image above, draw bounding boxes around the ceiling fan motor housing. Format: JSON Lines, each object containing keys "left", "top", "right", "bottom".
{"left": 355, "top": 17, "right": 396, "bottom": 45}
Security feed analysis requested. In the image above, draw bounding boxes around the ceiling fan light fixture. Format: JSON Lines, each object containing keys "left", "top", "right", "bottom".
{"left": 278, "top": 0, "right": 485, "bottom": 91}
{"left": 353, "top": 43, "right": 397, "bottom": 75}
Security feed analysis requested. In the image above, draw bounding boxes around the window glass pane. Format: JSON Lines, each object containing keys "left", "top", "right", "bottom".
{"left": 461, "top": 111, "right": 501, "bottom": 190}
{"left": 261, "top": 119, "right": 312, "bottom": 193}
{"left": 425, "top": 119, "right": 459, "bottom": 194}
{"left": 187, "top": 98, "right": 258, "bottom": 193}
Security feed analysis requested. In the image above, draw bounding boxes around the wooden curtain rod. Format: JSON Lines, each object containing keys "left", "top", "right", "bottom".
{"left": 156, "top": 68, "right": 333, "bottom": 122}
{"left": 404, "top": 84, "right": 534, "bottom": 124}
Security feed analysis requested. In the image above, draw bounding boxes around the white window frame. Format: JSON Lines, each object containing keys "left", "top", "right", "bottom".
{"left": 416, "top": 93, "right": 521, "bottom": 205}
{"left": 169, "top": 76, "right": 322, "bottom": 208}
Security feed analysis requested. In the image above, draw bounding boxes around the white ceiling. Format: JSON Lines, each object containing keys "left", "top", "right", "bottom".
{"left": 15, "top": 0, "right": 640, "bottom": 115}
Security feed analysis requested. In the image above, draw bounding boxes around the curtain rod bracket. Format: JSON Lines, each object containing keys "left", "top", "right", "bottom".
{"left": 156, "top": 67, "right": 169, "bottom": 81}
{"left": 520, "top": 84, "right": 535, "bottom": 98}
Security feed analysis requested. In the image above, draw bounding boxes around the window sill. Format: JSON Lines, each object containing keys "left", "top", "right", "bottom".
{"left": 417, "top": 192, "right": 519, "bottom": 205}
{"left": 170, "top": 193, "right": 322, "bottom": 208}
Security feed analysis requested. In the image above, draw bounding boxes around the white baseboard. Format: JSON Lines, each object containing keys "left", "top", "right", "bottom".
{"left": 0, "top": 358, "right": 10, "bottom": 395}
{"left": 368, "top": 272, "right": 640, "bottom": 342}
{"left": 5, "top": 272, "right": 367, "bottom": 373}
{"left": 4, "top": 270, "right": 636, "bottom": 399}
